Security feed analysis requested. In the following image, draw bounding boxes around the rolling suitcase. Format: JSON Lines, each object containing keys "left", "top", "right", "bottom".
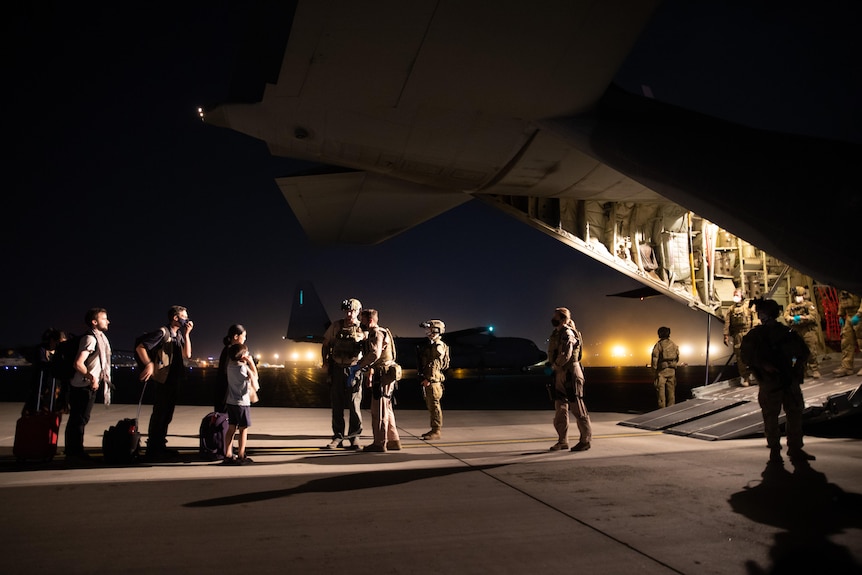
{"left": 199, "top": 411, "right": 229, "bottom": 460}
{"left": 13, "top": 373, "right": 61, "bottom": 462}
{"left": 102, "top": 380, "right": 147, "bottom": 464}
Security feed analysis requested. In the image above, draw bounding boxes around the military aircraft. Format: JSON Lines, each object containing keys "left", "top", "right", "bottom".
{"left": 392, "top": 326, "right": 547, "bottom": 371}
{"left": 284, "top": 281, "right": 547, "bottom": 371}
{"left": 202, "top": 1, "right": 860, "bottom": 356}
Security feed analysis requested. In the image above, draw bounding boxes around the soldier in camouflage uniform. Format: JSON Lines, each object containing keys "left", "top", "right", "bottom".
{"left": 321, "top": 298, "right": 366, "bottom": 449}
{"left": 833, "top": 290, "right": 862, "bottom": 377}
{"left": 547, "top": 307, "right": 592, "bottom": 452}
{"left": 741, "top": 298, "right": 813, "bottom": 463}
{"left": 783, "top": 286, "right": 821, "bottom": 379}
{"left": 417, "top": 319, "right": 450, "bottom": 440}
{"left": 357, "top": 309, "right": 402, "bottom": 452}
{"left": 723, "top": 288, "right": 759, "bottom": 386}
{"left": 651, "top": 326, "right": 679, "bottom": 408}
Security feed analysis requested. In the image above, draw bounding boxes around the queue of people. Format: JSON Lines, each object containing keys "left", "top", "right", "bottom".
{"left": 22, "top": 289, "right": 858, "bottom": 468}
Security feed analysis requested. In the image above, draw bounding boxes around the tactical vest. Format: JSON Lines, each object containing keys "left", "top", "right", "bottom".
{"left": 548, "top": 327, "right": 580, "bottom": 366}
{"left": 419, "top": 339, "right": 449, "bottom": 383}
{"left": 728, "top": 304, "right": 752, "bottom": 330}
{"left": 657, "top": 340, "right": 679, "bottom": 370}
{"left": 785, "top": 301, "right": 815, "bottom": 330}
{"left": 330, "top": 321, "right": 364, "bottom": 366}
{"left": 838, "top": 292, "right": 861, "bottom": 317}
{"left": 367, "top": 327, "right": 394, "bottom": 368}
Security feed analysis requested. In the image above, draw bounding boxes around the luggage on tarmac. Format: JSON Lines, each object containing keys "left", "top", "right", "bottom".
{"left": 102, "top": 379, "right": 147, "bottom": 464}
{"left": 102, "top": 418, "right": 141, "bottom": 464}
{"left": 199, "top": 411, "right": 229, "bottom": 460}
{"left": 13, "top": 373, "right": 61, "bottom": 462}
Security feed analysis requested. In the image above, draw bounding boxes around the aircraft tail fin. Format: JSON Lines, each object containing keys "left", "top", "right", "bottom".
{"left": 285, "top": 281, "right": 331, "bottom": 343}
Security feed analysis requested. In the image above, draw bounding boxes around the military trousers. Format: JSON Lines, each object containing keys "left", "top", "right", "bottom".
{"left": 369, "top": 384, "right": 399, "bottom": 447}
{"left": 424, "top": 382, "right": 444, "bottom": 432}
{"left": 729, "top": 331, "right": 752, "bottom": 379}
{"left": 654, "top": 368, "right": 676, "bottom": 408}
{"left": 839, "top": 320, "right": 862, "bottom": 370}
{"left": 757, "top": 378, "right": 804, "bottom": 451}
{"left": 329, "top": 365, "right": 363, "bottom": 440}
{"left": 553, "top": 397, "right": 592, "bottom": 445}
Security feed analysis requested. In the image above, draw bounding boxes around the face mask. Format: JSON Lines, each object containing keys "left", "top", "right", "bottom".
{"left": 551, "top": 318, "right": 560, "bottom": 327}
{"left": 732, "top": 296, "right": 741, "bottom": 303}
{"left": 795, "top": 296, "right": 804, "bottom": 303}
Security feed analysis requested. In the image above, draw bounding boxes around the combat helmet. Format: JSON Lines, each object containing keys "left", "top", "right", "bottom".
{"left": 341, "top": 298, "right": 362, "bottom": 312}
{"left": 420, "top": 319, "right": 446, "bottom": 336}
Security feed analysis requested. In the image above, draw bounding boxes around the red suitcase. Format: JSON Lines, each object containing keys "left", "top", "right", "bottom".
{"left": 13, "top": 373, "right": 62, "bottom": 462}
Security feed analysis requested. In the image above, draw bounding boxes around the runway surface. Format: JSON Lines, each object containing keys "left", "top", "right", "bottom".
{"left": 1, "top": 399, "right": 860, "bottom": 574}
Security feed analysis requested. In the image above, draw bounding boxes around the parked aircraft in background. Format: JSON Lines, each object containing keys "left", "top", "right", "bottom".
{"left": 284, "top": 282, "right": 547, "bottom": 371}
{"left": 393, "top": 326, "right": 547, "bottom": 371}
{"left": 204, "top": 1, "right": 861, "bottom": 354}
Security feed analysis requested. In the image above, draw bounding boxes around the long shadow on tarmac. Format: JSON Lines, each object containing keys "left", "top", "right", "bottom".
{"left": 729, "top": 459, "right": 862, "bottom": 574}
{"left": 183, "top": 463, "right": 504, "bottom": 508}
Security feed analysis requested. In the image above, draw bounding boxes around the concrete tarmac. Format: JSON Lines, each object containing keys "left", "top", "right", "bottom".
{"left": 1, "top": 402, "right": 861, "bottom": 574}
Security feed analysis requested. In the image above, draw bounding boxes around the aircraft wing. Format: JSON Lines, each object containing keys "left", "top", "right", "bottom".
{"left": 204, "top": 0, "right": 665, "bottom": 246}
{"left": 277, "top": 171, "right": 469, "bottom": 244}
{"left": 204, "top": 1, "right": 862, "bottom": 331}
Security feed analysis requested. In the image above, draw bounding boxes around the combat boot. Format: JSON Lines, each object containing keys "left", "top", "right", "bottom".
{"left": 549, "top": 442, "right": 569, "bottom": 451}
{"left": 833, "top": 367, "right": 855, "bottom": 377}
{"left": 422, "top": 430, "right": 441, "bottom": 440}
{"left": 386, "top": 440, "right": 402, "bottom": 451}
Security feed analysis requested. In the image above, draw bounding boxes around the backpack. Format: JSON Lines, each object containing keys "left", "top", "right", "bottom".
{"left": 658, "top": 340, "right": 679, "bottom": 369}
{"left": 134, "top": 327, "right": 172, "bottom": 383}
{"left": 51, "top": 334, "right": 84, "bottom": 381}
{"left": 199, "top": 411, "right": 229, "bottom": 460}
{"left": 766, "top": 325, "right": 810, "bottom": 384}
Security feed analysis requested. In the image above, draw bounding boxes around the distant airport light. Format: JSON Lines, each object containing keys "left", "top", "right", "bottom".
{"left": 197, "top": 107, "right": 204, "bottom": 121}
{"left": 679, "top": 344, "right": 693, "bottom": 357}
{"left": 612, "top": 345, "right": 627, "bottom": 357}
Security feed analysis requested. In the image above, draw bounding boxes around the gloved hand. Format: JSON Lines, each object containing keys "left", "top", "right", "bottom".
{"left": 852, "top": 314, "right": 861, "bottom": 326}
{"left": 793, "top": 315, "right": 801, "bottom": 324}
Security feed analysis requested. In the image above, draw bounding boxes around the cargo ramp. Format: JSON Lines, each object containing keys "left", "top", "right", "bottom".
{"left": 619, "top": 356, "right": 862, "bottom": 440}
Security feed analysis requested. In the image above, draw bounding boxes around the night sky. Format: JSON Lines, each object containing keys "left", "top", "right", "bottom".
{"left": 5, "top": 2, "right": 858, "bottom": 365}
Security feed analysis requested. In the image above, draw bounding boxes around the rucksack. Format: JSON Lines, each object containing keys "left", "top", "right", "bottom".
{"left": 51, "top": 334, "right": 84, "bottom": 381}
{"left": 134, "top": 327, "right": 172, "bottom": 383}
{"left": 659, "top": 340, "right": 679, "bottom": 369}
{"left": 199, "top": 411, "right": 229, "bottom": 460}
{"left": 766, "top": 325, "right": 809, "bottom": 383}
